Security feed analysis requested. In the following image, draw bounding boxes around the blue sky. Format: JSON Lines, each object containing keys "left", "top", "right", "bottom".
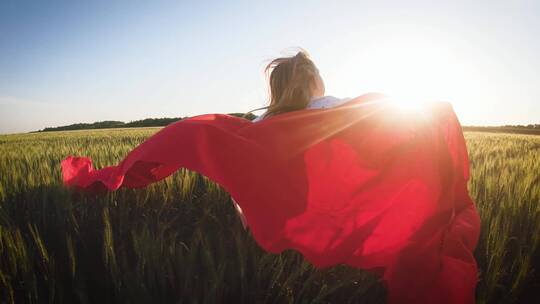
{"left": 1, "top": 0, "right": 539, "bottom": 134}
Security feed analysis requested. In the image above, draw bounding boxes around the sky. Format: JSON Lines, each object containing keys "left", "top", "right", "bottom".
{"left": 1, "top": 0, "right": 539, "bottom": 134}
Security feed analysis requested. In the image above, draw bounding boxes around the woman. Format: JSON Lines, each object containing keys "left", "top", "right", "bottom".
{"left": 251, "top": 50, "right": 351, "bottom": 122}
{"left": 234, "top": 50, "right": 352, "bottom": 228}
{"left": 61, "top": 50, "right": 480, "bottom": 304}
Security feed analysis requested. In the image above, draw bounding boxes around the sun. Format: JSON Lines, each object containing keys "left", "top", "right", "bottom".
{"left": 363, "top": 39, "right": 458, "bottom": 110}
{"left": 326, "top": 33, "right": 473, "bottom": 114}
{"left": 385, "top": 94, "right": 431, "bottom": 113}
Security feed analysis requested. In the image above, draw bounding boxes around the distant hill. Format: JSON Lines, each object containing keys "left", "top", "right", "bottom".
{"left": 37, "top": 113, "right": 257, "bottom": 132}
{"left": 37, "top": 115, "right": 538, "bottom": 136}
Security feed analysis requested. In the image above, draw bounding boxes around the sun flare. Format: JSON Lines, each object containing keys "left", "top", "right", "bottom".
{"left": 326, "top": 33, "right": 478, "bottom": 116}
{"left": 385, "top": 94, "right": 432, "bottom": 113}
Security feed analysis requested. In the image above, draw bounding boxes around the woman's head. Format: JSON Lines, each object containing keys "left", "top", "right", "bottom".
{"left": 262, "top": 50, "right": 324, "bottom": 118}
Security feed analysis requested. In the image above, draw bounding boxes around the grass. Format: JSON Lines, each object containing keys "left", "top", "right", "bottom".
{"left": 0, "top": 128, "right": 539, "bottom": 303}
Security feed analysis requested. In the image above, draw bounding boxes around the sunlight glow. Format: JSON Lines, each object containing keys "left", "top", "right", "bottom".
{"left": 326, "top": 32, "right": 485, "bottom": 118}
{"left": 386, "top": 95, "right": 430, "bottom": 113}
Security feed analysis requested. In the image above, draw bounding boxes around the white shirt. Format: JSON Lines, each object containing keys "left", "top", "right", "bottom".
{"left": 252, "top": 95, "right": 352, "bottom": 122}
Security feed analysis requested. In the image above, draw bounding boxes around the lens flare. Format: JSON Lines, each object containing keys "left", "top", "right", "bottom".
{"left": 386, "top": 94, "right": 431, "bottom": 113}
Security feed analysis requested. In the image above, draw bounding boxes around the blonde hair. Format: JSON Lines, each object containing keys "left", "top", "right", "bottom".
{"left": 246, "top": 50, "right": 321, "bottom": 119}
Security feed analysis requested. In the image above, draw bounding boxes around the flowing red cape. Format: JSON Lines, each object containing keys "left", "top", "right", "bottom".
{"left": 61, "top": 93, "right": 480, "bottom": 303}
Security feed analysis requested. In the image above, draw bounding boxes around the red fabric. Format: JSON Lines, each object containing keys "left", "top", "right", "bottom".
{"left": 61, "top": 93, "right": 480, "bottom": 303}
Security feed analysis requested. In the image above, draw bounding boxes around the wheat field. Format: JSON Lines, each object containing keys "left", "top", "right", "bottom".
{"left": 0, "top": 129, "right": 539, "bottom": 303}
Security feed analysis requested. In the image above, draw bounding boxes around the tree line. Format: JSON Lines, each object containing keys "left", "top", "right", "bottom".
{"left": 37, "top": 113, "right": 257, "bottom": 132}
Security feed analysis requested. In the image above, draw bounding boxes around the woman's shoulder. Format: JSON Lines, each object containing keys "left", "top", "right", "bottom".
{"left": 307, "top": 96, "right": 352, "bottom": 109}
{"left": 252, "top": 96, "right": 353, "bottom": 123}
